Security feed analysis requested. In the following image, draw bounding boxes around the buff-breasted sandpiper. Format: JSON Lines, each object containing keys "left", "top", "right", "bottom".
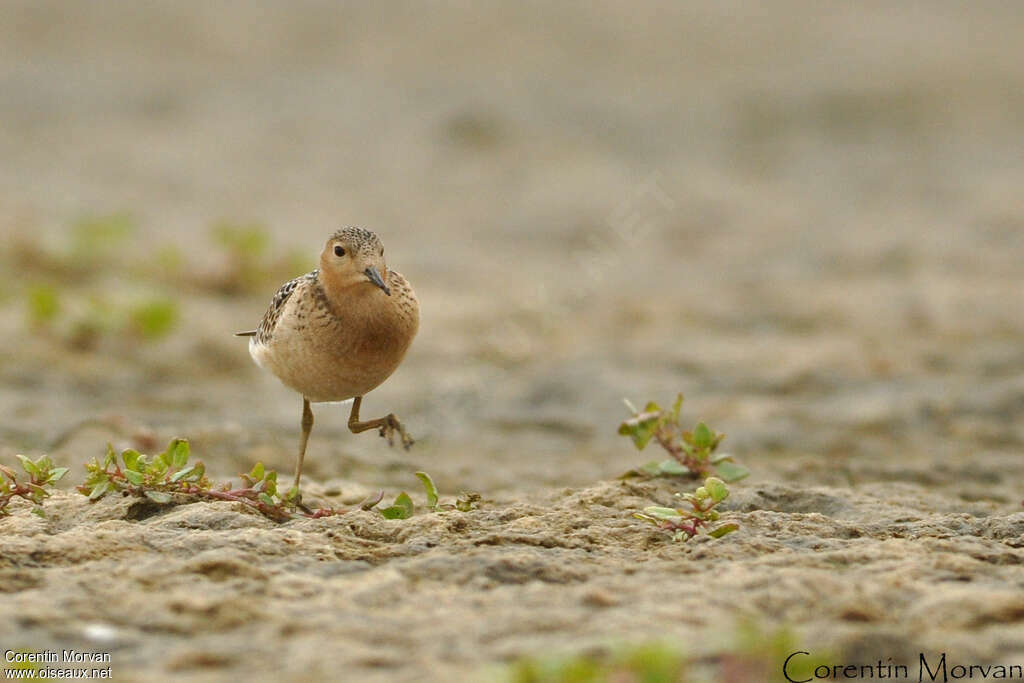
{"left": 237, "top": 227, "right": 419, "bottom": 495}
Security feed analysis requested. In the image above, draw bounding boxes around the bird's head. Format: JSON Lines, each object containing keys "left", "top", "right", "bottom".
{"left": 320, "top": 227, "right": 390, "bottom": 296}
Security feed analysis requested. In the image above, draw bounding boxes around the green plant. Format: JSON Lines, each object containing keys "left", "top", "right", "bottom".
{"left": 506, "top": 624, "right": 833, "bottom": 683}
{"left": 377, "top": 471, "right": 481, "bottom": 520}
{"left": 634, "top": 476, "right": 738, "bottom": 541}
{"left": 416, "top": 471, "right": 480, "bottom": 512}
{"left": 25, "top": 286, "right": 180, "bottom": 349}
{"left": 79, "top": 440, "right": 379, "bottom": 522}
{"left": 25, "top": 284, "right": 61, "bottom": 327}
{"left": 128, "top": 297, "right": 179, "bottom": 338}
{"left": 619, "top": 394, "right": 748, "bottom": 482}
{"left": 81, "top": 439, "right": 208, "bottom": 502}
{"left": 416, "top": 471, "right": 440, "bottom": 510}
{"left": 211, "top": 222, "right": 271, "bottom": 260}
{"left": 508, "top": 642, "right": 688, "bottom": 683}
{"left": 76, "top": 441, "right": 477, "bottom": 523}
{"left": 0, "top": 455, "right": 69, "bottom": 517}
{"left": 9, "top": 213, "right": 137, "bottom": 284}
{"left": 379, "top": 491, "right": 415, "bottom": 519}
{"left": 717, "top": 620, "right": 834, "bottom": 683}
{"left": 71, "top": 212, "right": 137, "bottom": 262}
{"left": 208, "top": 222, "right": 308, "bottom": 294}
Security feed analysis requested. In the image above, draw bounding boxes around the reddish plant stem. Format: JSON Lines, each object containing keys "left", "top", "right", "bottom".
{"left": 654, "top": 427, "right": 708, "bottom": 476}
{"left": 0, "top": 480, "right": 45, "bottom": 513}
{"left": 664, "top": 518, "right": 702, "bottom": 538}
{"left": 93, "top": 471, "right": 360, "bottom": 521}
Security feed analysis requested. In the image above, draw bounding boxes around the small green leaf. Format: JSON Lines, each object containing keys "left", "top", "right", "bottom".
{"left": 15, "top": 455, "right": 40, "bottom": 478}
{"left": 657, "top": 459, "right": 689, "bottom": 476}
{"left": 89, "top": 481, "right": 110, "bottom": 500}
{"left": 618, "top": 412, "right": 661, "bottom": 450}
{"left": 170, "top": 465, "right": 195, "bottom": 483}
{"left": 415, "top": 471, "right": 439, "bottom": 510}
{"left": 704, "top": 477, "right": 729, "bottom": 503}
{"left": 642, "top": 506, "right": 683, "bottom": 520}
{"left": 713, "top": 460, "right": 750, "bottom": 482}
{"left": 249, "top": 463, "right": 265, "bottom": 481}
{"left": 709, "top": 451, "right": 734, "bottom": 464}
{"left": 31, "top": 507, "right": 47, "bottom": 518}
{"left": 123, "top": 469, "right": 145, "bottom": 485}
{"left": 103, "top": 444, "right": 117, "bottom": 468}
{"left": 27, "top": 484, "right": 48, "bottom": 502}
{"left": 148, "top": 458, "right": 168, "bottom": 477}
{"left": 637, "top": 461, "right": 662, "bottom": 476}
{"left": 693, "top": 422, "right": 713, "bottom": 449}
{"left": 26, "top": 284, "right": 60, "bottom": 326}
{"left": 129, "top": 298, "right": 179, "bottom": 339}
{"left": 121, "top": 449, "right": 141, "bottom": 471}
{"left": 284, "top": 485, "right": 300, "bottom": 502}
{"left": 48, "top": 467, "right": 70, "bottom": 484}
{"left": 144, "top": 490, "right": 173, "bottom": 503}
{"left": 630, "top": 459, "right": 689, "bottom": 478}
{"left": 670, "top": 393, "right": 684, "bottom": 421}
{"left": 379, "top": 492, "right": 414, "bottom": 519}
{"left": 168, "top": 439, "right": 190, "bottom": 469}
{"left": 0, "top": 464, "right": 17, "bottom": 481}
{"left": 258, "top": 493, "right": 275, "bottom": 506}
{"left": 708, "top": 523, "right": 739, "bottom": 538}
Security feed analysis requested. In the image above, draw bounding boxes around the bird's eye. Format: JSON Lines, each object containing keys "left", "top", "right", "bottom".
{"left": 334, "top": 245, "right": 346, "bottom": 257}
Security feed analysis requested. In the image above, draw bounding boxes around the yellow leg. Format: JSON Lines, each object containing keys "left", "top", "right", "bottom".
{"left": 294, "top": 398, "right": 314, "bottom": 490}
{"left": 347, "top": 396, "right": 414, "bottom": 450}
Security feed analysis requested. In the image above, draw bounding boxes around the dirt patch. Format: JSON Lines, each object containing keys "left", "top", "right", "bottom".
{"left": 1, "top": 482, "right": 1022, "bottom": 680}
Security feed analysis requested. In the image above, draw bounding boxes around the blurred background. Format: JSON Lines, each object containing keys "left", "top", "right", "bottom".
{"left": 1, "top": 1, "right": 1022, "bottom": 498}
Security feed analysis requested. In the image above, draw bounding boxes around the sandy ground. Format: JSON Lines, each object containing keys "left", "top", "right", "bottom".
{"left": 1, "top": 1, "right": 1022, "bottom": 681}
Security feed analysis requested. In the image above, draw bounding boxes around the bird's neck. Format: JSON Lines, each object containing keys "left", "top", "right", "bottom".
{"left": 317, "top": 269, "right": 386, "bottom": 320}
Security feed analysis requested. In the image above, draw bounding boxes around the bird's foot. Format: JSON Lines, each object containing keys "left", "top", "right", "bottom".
{"left": 378, "top": 414, "right": 415, "bottom": 450}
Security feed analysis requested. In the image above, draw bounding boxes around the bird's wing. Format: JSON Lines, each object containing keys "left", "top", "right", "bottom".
{"left": 248, "top": 270, "right": 318, "bottom": 345}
